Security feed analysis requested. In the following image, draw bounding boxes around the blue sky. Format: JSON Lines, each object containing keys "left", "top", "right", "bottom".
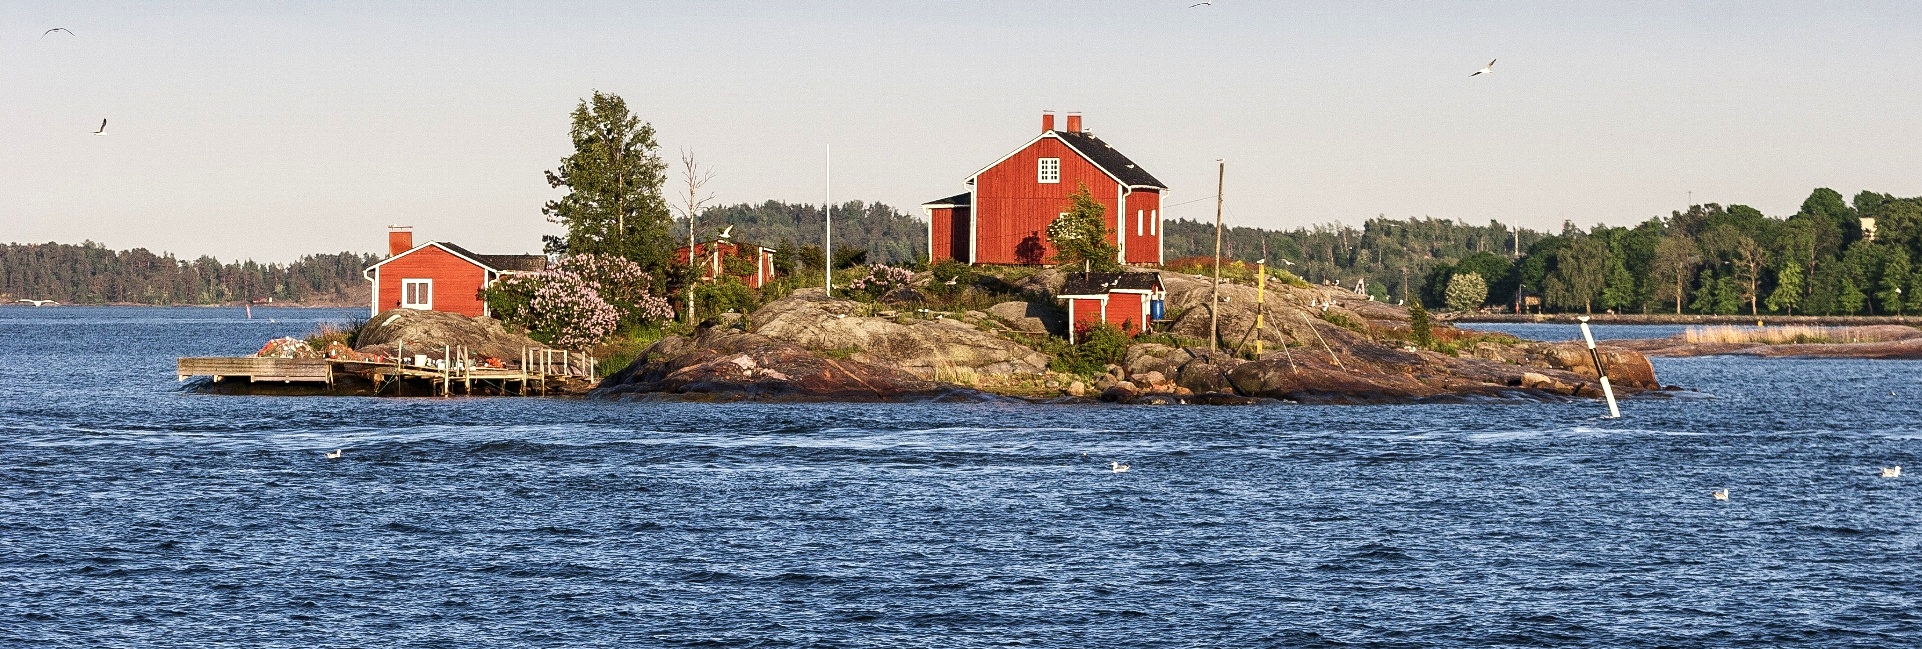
{"left": 4, "top": 1, "right": 1920, "bottom": 261}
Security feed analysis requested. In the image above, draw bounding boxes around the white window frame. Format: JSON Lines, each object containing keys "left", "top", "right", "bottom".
{"left": 401, "top": 279, "right": 432, "bottom": 310}
{"left": 1038, "top": 158, "right": 1060, "bottom": 184}
{"left": 1136, "top": 210, "right": 1144, "bottom": 236}
{"left": 1150, "top": 209, "right": 1158, "bottom": 235}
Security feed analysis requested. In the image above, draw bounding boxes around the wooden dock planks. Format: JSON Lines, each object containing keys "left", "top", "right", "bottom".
{"left": 178, "top": 357, "right": 334, "bottom": 384}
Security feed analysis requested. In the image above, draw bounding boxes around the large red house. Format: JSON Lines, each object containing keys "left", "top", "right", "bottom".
{"left": 924, "top": 111, "right": 1167, "bottom": 266}
{"left": 361, "top": 227, "right": 546, "bottom": 317}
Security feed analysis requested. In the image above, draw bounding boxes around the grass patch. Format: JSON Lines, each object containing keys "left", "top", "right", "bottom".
{"left": 1682, "top": 325, "right": 1917, "bottom": 345}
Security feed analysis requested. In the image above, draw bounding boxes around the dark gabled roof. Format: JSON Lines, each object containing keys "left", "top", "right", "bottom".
{"left": 1054, "top": 131, "right": 1166, "bottom": 189}
{"left": 437, "top": 242, "right": 547, "bottom": 272}
{"left": 1059, "top": 271, "right": 1163, "bottom": 297}
{"left": 922, "top": 192, "right": 971, "bottom": 207}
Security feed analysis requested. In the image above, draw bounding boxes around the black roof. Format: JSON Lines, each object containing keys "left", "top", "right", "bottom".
{"left": 437, "top": 242, "right": 547, "bottom": 272}
{"left": 1054, "top": 131, "right": 1166, "bottom": 189}
{"left": 1059, "top": 271, "right": 1163, "bottom": 297}
{"left": 921, "top": 192, "right": 971, "bottom": 207}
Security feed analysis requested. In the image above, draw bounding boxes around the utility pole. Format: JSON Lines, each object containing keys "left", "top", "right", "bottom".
{"left": 1210, "top": 158, "right": 1224, "bottom": 353}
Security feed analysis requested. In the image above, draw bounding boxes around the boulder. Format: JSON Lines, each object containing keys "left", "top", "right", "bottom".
{"left": 1174, "top": 351, "right": 1243, "bottom": 394}
{"left": 986, "top": 300, "right": 1066, "bottom": 336}
{"left": 356, "top": 308, "right": 546, "bottom": 363}
{"left": 753, "top": 289, "right": 1049, "bottom": 379}
{"left": 594, "top": 327, "right": 971, "bottom": 402}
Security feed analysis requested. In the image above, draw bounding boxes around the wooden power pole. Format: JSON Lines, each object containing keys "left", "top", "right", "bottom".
{"left": 1210, "top": 159, "right": 1224, "bottom": 353}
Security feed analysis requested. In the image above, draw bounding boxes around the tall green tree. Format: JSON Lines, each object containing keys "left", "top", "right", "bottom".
{"left": 1766, "top": 261, "right": 1803, "bottom": 315}
{"left": 1443, "top": 272, "right": 1488, "bottom": 313}
{"left": 1046, "top": 183, "right": 1121, "bottom": 271}
{"left": 1544, "top": 237, "right": 1608, "bottom": 313}
{"left": 542, "top": 91, "right": 673, "bottom": 278}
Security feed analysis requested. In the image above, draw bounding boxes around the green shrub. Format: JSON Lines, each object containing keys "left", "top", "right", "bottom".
{"left": 1409, "top": 303, "right": 1433, "bottom": 348}
{"left": 1049, "top": 323, "right": 1130, "bottom": 376}
{"left": 694, "top": 278, "right": 758, "bottom": 317}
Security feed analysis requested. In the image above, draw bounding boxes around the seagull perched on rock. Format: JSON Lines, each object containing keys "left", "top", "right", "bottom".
{"left": 1470, "top": 59, "right": 1496, "bottom": 76}
{"left": 41, "top": 28, "right": 74, "bottom": 39}
{"left": 93, "top": 119, "right": 107, "bottom": 136}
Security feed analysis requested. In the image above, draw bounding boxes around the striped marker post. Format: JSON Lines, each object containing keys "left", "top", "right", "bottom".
{"left": 1578, "top": 316, "right": 1620, "bottom": 418}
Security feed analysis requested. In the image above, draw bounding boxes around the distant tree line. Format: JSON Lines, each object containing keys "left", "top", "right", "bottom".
{"left": 0, "top": 242, "right": 376, "bottom": 305}
{"left": 674, "top": 199, "right": 926, "bottom": 269}
{"left": 1165, "top": 187, "right": 1922, "bottom": 316}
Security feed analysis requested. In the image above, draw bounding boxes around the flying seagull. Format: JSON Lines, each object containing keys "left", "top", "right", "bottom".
{"left": 1470, "top": 59, "right": 1496, "bottom": 76}
{"left": 1190, "top": 2, "right": 1211, "bottom": 6}
{"left": 93, "top": 119, "right": 107, "bottom": 136}
{"left": 41, "top": 28, "right": 74, "bottom": 39}
{"left": 16, "top": 299, "right": 58, "bottom": 307}
{"left": 718, "top": 225, "right": 733, "bottom": 239}
{"left": 1882, "top": 466, "right": 1903, "bottom": 478}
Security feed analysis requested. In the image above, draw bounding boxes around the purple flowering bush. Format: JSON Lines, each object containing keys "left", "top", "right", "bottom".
{"left": 482, "top": 253, "right": 677, "bottom": 349}
{"left": 846, "top": 264, "right": 914, "bottom": 302}
{"left": 526, "top": 270, "right": 618, "bottom": 349}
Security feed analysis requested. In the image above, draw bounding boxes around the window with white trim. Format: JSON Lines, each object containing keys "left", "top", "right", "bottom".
{"left": 1136, "top": 210, "right": 1144, "bottom": 236}
{"left": 401, "top": 279, "right": 432, "bottom": 310}
{"left": 1150, "top": 209, "right": 1158, "bottom": 235}
{"left": 1038, "top": 158, "right": 1060, "bottom": 183}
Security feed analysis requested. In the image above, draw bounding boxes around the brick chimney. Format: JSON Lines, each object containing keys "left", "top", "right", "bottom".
{"left": 1065, "top": 112, "right": 1083, "bottom": 133}
{"left": 388, "top": 226, "right": 413, "bottom": 256}
{"left": 1041, "top": 110, "right": 1056, "bottom": 132}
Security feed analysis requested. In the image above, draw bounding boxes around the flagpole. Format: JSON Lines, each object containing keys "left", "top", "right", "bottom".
{"left": 825, "top": 144, "right": 833, "bottom": 296}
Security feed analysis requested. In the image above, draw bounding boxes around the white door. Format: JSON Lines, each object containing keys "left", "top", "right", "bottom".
{"left": 401, "top": 279, "right": 432, "bottom": 310}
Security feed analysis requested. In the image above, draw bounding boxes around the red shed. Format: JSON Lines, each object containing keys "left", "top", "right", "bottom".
{"left": 1056, "top": 271, "right": 1165, "bottom": 343}
{"left": 360, "top": 227, "right": 546, "bottom": 318}
{"left": 675, "top": 237, "right": 778, "bottom": 289}
{"left": 924, "top": 111, "right": 1167, "bottom": 266}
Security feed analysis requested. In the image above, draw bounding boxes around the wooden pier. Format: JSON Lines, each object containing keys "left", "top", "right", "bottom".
{"left": 178, "top": 345, "right": 597, "bottom": 396}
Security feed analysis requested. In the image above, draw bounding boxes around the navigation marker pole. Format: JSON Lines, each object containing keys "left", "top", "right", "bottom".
{"left": 1577, "top": 316, "right": 1620, "bottom": 418}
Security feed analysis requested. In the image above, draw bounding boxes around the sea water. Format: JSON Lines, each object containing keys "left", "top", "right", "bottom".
{"left": 1, "top": 308, "right": 1916, "bottom": 646}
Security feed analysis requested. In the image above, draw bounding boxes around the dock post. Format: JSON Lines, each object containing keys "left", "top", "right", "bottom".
{"left": 1578, "top": 316, "right": 1621, "bottom": 418}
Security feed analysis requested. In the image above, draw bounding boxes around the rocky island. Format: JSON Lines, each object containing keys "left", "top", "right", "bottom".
{"left": 593, "top": 267, "right": 1661, "bottom": 404}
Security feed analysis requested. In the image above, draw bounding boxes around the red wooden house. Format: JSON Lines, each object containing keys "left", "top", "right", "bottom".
{"left": 1056, "top": 271, "right": 1165, "bottom": 343}
{"left": 675, "top": 237, "right": 778, "bottom": 289}
{"left": 360, "top": 227, "right": 547, "bottom": 317}
{"left": 925, "top": 111, "right": 1168, "bottom": 266}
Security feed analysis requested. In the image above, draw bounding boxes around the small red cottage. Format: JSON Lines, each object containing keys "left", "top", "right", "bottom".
{"left": 361, "top": 227, "right": 547, "bottom": 317}
{"left": 675, "top": 237, "right": 777, "bottom": 289}
{"left": 1057, "top": 271, "right": 1165, "bottom": 343}
{"left": 924, "top": 111, "right": 1167, "bottom": 266}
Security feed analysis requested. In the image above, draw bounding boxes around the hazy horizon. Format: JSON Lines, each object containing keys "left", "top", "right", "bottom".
{"left": 5, "top": 1, "right": 1919, "bottom": 262}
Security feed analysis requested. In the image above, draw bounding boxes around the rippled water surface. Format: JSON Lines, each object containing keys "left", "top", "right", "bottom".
{"left": 2, "top": 307, "right": 1918, "bottom": 647}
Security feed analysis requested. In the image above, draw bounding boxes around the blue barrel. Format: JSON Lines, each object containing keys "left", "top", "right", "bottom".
{"left": 1150, "top": 298, "right": 1165, "bottom": 321}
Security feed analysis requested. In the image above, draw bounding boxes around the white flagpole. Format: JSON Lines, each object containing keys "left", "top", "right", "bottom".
{"left": 825, "top": 144, "right": 832, "bottom": 296}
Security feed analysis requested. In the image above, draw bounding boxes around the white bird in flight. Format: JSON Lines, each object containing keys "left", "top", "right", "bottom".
{"left": 16, "top": 299, "right": 59, "bottom": 307}
{"left": 1190, "top": 2, "right": 1211, "bottom": 7}
{"left": 718, "top": 225, "right": 733, "bottom": 239}
{"left": 93, "top": 119, "right": 107, "bottom": 136}
{"left": 1882, "top": 466, "right": 1902, "bottom": 478}
{"left": 1470, "top": 59, "right": 1496, "bottom": 76}
{"left": 41, "top": 28, "right": 74, "bottom": 39}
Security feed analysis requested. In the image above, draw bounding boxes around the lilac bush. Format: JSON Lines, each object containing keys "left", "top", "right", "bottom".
{"left": 558, "top": 254, "right": 675, "bottom": 324}
{"left": 846, "top": 264, "right": 914, "bottom": 302}
{"left": 525, "top": 269, "right": 618, "bottom": 350}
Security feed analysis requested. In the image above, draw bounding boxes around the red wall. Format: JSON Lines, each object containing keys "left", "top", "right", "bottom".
{"left": 376, "top": 246, "right": 489, "bottom": 317}
{"left": 1122, "top": 190, "right": 1161, "bottom": 265}
{"left": 1069, "top": 298, "right": 1106, "bottom": 340}
{"left": 1103, "top": 292, "right": 1145, "bottom": 333}
{"left": 928, "top": 206, "right": 971, "bottom": 263}
{"left": 974, "top": 138, "right": 1121, "bottom": 265}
